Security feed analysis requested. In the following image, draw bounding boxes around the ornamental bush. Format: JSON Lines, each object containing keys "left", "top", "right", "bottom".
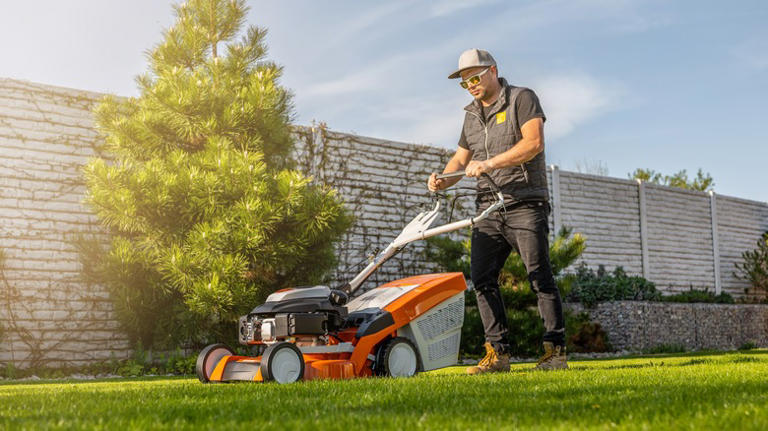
{"left": 566, "top": 265, "right": 661, "bottom": 307}
{"left": 79, "top": 0, "right": 350, "bottom": 349}
{"left": 734, "top": 231, "right": 768, "bottom": 301}
{"left": 662, "top": 288, "right": 734, "bottom": 304}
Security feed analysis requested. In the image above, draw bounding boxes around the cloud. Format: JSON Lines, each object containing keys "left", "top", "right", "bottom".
{"left": 301, "top": 69, "right": 380, "bottom": 98}
{"left": 331, "top": 2, "right": 410, "bottom": 42}
{"left": 300, "top": 50, "right": 417, "bottom": 98}
{"left": 731, "top": 35, "right": 768, "bottom": 73}
{"left": 480, "top": 0, "right": 673, "bottom": 42}
{"left": 531, "top": 74, "right": 624, "bottom": 140}
{"left": 372, "top": 93, "right": 469, "bottom": 146}
{"left": 428, "top": 0, "right": 502, "bottom": 18}
{"left": 291, "top": 1, "right": 645, "bottom": 148}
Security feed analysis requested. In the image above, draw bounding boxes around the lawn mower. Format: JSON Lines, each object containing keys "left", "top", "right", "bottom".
{"left": 195, "top": 172, "right": 504, "bottom": 383}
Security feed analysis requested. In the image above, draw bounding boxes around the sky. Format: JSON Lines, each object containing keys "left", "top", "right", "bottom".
{"left": 1, "top": 0, "right": 766, "bottom": 202}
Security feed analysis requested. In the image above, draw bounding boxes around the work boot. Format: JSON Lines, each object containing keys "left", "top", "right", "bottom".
{"left": 534, "top": 342, "right": 568, "bottom": 370}
{"left": 466, "top": 342, "right": 510, "bottom": 375}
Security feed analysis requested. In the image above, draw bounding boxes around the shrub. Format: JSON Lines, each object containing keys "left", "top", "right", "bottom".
{"left": 460, "top": 305, "right": 485, "bottom": 358}
{"left": 663, "top": 288, "right": 734, "bottom": 304}
{"left": 734, "top": 231, "right": 768, "bottom": 301}
{"left": 163, "top": 349, "right": 197, "bottom": 375}
{"left": 423, "top": 235, "right": 471, "bottom": 279}
{"left": 566, "top": 264, "right": 661, "bottom": 307}
{"left": 566, "top": 311, "right": 611, "bottom": 353}
{"left": 506, "top": 308, "right": 546, "bottom": 357}
{"left": 1, "top": 363, "right": 17, "bottom": 379}
{"left": 643, "top": 344, "right": 686, "bottom": 354}
{"left": 738, "top": 341, "right": 757, "bottom": 351}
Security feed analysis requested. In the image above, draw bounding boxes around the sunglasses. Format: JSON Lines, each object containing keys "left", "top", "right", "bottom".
{"left": 459, "top": 68, "right": 491, "bottom": 89}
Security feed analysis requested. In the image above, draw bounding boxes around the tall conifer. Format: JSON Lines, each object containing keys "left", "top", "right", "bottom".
{"left": 82, "top": 0, "right": 350, "bottom": 348}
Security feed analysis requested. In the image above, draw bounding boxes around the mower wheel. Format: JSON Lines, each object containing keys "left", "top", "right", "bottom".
{"left": 260, "top": 342, "right": 305, "bottom": 384}
{"left": 196, "top": 343, "right": 234, "bottom": 383}
{"left": 376, "top": 337, "right": 421, "bottom": 378}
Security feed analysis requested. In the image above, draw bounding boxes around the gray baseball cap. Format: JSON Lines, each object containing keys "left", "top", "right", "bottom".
{"left": 448, "top": 48, "right": 496, "bottom": 79}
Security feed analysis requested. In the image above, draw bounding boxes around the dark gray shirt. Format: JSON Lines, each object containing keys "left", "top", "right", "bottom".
{"left": 456, "top": 79, "right": 550, "bottom": 205}
{"left": 458, "top": 87, "right": 545, "bottom": 150}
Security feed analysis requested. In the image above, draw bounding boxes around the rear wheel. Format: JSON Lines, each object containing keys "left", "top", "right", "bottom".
{"left": 260, "top": 342, "right": 305, "bottom": 384}
{"left": 196, "top": 343, "right": 234, "bottom": 383}
{"left": 376, "top": 337, "right": 420, "bottom": 378}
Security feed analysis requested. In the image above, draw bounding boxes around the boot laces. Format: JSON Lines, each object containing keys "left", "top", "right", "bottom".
{"left": 478, "top": 344, "right": 497, "bottom": 367}
{"left": 536, "top": 351, "right": 554, "bottom": 365}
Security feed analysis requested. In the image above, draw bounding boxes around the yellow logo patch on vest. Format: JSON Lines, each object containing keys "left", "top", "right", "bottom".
{"left": 496, "top": 111, "right": 506, "bottom": 124}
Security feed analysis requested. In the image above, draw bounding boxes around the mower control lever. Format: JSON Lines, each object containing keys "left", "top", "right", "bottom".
{"left": 434, "top": 171, "right": 501, "bottom": 194}
{"left": 434, "top": 171, "right": 465, "bottom": 180}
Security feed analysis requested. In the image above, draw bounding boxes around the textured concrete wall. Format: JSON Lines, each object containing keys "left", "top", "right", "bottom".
{"left": 558, "top": 172, "right": 644, "bottom": 275}
{"left": 645, "top": 185, "right": 717, "bottom": 292}
{"left": 717, "top": 195, "right": 768, "bottom": 295}
{"left": 0, "top": 78, "right": 130, "bottom": 367}
{"left": 550, "top": 171, "right": 768, "bottom": 298}
{"left": 292, "top": 126, "right": 457, "bottom": 288}
{"left": 1, "top": 77, "right": 767, "bottom": 368}
{"left": 568, "top": 302, "right": 768, "bottom": 351}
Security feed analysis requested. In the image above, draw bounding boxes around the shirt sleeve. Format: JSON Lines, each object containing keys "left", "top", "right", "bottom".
{"left": 457, "top": 127, "right": 469, "bottom": 150}
{"left": 515, "top": 88, "right": 546, "bottom": 128}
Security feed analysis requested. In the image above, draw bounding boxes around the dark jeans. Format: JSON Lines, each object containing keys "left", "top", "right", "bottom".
{"left": 470, "top": 201, "right": 565, "bottom": 353}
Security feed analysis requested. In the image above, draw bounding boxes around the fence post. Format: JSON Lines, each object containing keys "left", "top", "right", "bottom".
{"left": 709, "top": 190, "right": 722, "bottom": 294}
{"left": 637, "top": 179, "right": 650, "bottom": 279}
{"left": 550, "top": 164, "right": 561, "bottom": 236}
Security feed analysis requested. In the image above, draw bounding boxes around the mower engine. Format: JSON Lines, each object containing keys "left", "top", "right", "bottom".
{"left": 238, "top": 285, "right": 349, "bottom": 347}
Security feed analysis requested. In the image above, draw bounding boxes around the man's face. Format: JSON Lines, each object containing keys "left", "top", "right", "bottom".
{"left": 460, "top": 66, "right": 496, "bottom": 101}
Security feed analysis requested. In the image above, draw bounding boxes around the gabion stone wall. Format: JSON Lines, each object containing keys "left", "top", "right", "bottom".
{"left": 568, "top": 301, "right": 768, "bottom": 351}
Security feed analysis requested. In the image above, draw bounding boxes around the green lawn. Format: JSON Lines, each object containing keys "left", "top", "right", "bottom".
{"left": 1, "top": 351, "right": 767, "bottom": 430}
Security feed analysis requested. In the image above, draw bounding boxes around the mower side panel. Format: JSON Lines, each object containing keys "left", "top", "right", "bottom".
{"left": 348, "top": 273, "right": 467, "bottom": 374}
{"left": 397, "top": 292, "right": 465, "bottom": 370}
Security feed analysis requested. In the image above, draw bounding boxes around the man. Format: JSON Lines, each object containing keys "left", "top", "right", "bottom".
{"left": 427, "top": 49, "right": 567, "bottom": 373}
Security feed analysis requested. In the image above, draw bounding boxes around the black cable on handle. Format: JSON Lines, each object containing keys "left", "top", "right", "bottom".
{"left": 480, "top": 173, "right": 501, "bottom": 194}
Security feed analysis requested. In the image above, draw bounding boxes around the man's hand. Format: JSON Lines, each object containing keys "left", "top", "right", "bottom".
{"left": 465, "top": 160, "right": 493, "bottom": 177}
{"left": 429, "top": 147, "right": 473, "bottom": 191}
{"left": 428, "top": 172, "right": 446, "bottom": 191}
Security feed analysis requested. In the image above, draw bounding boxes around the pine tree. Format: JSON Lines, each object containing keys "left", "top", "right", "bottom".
{"left": 81, "top": 0, "right": 351, "bottom": 348}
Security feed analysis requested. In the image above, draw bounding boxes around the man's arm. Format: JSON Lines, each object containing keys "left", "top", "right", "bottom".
{"left": 428, "top": 146, "right": 473, "bottom": 191}
{"left": 465, "top": 117, "right": 544, "bottom": 177}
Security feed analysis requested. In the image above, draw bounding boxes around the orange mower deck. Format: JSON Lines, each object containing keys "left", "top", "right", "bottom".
{"left": 200, "top": 273, "right": 467, "bottom": 383}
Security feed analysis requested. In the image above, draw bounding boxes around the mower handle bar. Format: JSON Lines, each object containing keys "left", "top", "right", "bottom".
{"left": 345, "top": 172, "right": 505, "bottom": 294}
{"left": 435, "top": 171, "right": 501, "bottom": 194}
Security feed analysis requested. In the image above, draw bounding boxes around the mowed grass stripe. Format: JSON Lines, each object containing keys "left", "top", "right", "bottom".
{"left": 1, "top": 351, "right": 766, "bottom": 430}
